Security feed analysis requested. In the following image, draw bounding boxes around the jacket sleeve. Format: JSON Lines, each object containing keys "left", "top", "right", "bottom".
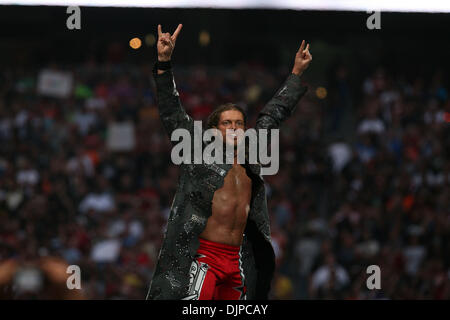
{"left": 152, "top": 65, "right": 194, "bottom": 143}
{"left": 255, "top": 73, "right": 308, "bottom": 130}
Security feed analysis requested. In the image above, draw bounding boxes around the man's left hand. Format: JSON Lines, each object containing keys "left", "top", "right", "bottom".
{"left": 292, "top": 40, "right": 312, "bottom": 76}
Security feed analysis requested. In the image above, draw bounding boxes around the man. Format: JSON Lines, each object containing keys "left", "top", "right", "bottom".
{"left": 147, "top": 24, "right": 312, "bottom": 300}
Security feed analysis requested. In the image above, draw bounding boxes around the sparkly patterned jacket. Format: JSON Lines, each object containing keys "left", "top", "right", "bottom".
{"left": 146, "top": 65, "right": 307, "bottom": 300}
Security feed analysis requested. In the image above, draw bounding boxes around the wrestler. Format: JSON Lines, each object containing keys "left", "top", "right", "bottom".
{"left": 147, "top": 24, "right": 311, "bottom": 300}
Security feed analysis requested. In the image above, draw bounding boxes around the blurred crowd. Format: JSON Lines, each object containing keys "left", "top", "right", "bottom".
{"left": 0, "top": 52, "right": 449, "bottom": 299}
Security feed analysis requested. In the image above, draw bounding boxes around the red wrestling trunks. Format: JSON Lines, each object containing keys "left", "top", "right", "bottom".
{"left": 183, "top": 237, "right": 247, "bottom": 300}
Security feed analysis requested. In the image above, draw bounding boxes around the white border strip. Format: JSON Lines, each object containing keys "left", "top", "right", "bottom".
{"left": 0, "top": 0, "right": 449, "bottom": 12}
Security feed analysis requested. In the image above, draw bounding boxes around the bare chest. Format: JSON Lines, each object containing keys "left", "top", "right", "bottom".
{"left": 215, "top": 165, "right": 252, "bottom": 200}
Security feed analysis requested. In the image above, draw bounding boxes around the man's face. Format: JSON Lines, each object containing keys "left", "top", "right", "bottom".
{"left": 215, "top": 110, "right": 245, "bottom": 146}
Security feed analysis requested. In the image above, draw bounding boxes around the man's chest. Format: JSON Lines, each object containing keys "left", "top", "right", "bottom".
{"left": 214, "top": 164, "right": 252, "bottom": 200}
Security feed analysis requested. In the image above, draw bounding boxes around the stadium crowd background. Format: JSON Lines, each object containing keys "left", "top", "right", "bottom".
{"left": 0, "top": 7, "right": 449, "bottom": 299}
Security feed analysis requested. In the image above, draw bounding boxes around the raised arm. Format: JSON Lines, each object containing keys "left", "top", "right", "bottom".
{"left": 256, "top": 40, "right": 312, "bottom": 130}
{"left": 153, "top": 24, "right": 194, "bottom": 140}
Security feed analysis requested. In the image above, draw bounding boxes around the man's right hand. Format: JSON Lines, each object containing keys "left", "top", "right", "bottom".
{"left": 157, "top": 24, "right": 183, "bottom": 62}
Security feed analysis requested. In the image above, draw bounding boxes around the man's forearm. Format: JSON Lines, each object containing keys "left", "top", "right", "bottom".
{"left": 255, "top": 73, "right": 308, "bottom": 130}
{"left": 152, "top": 65, "right": 193, "bottom": 140}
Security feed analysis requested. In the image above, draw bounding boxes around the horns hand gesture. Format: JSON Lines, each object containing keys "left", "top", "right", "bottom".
{"left": 157, "top": 24, "right": 183, "bottom": 62}
{"left": 292, "top": 40, "right": 312, "bottom": 76}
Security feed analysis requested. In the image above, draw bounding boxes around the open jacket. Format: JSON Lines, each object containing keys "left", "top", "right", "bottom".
{"left": 146, "top": 64, "right": 307, "bottom": 300}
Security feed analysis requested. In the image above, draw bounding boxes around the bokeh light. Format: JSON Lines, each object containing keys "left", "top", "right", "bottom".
{"left": 316, "top": 86, "right": 327, "bottom": 99}
{"left": 199, "top": 30, "right": 210, "bottom": 46}
{"left": 129, "top": 37, "right": 142, "bottom": 49}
